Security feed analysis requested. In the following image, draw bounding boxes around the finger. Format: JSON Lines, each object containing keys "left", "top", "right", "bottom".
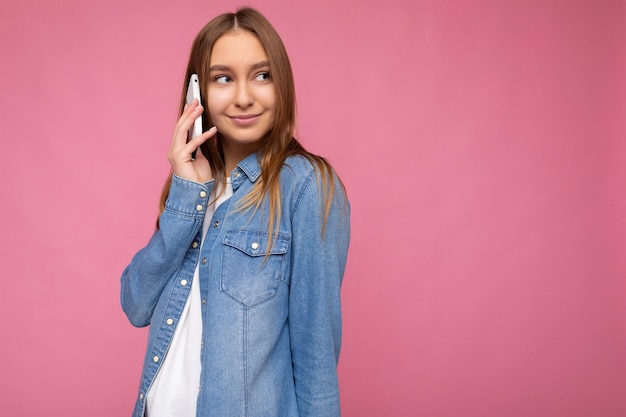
{"left": 177, "top": 126, "right": 216, "bottom": 164}
{"left": 178, "top": 100, "right": 201, "bottom": 125}
{"left": 172, "top": 101, "right": 204, "bottom": 147}
{"left": 194, "top": 131, "right": 210, "bottom": 161}
{"left": 186, "top": 126, "right": 217, "bottom": 152}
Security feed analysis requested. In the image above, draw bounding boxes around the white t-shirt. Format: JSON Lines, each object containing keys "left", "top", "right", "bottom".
{"left": 145, "top": 179, "right": 233, "bottom": 417}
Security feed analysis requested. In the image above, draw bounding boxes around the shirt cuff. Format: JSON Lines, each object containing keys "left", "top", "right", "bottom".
{"left": 164, "top": 174, "right": 214, "bottom": 217}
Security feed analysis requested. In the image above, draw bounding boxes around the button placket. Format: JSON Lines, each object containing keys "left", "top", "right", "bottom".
{"left": 197, "top": 197, "right": 228, "bottom": 308}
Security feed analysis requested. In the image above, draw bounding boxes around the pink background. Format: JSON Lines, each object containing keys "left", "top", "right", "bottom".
{"left": 1, "top": 0, "right": 625, "bottom": 416}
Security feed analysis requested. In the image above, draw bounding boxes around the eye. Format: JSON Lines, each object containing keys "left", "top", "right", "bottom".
{"left": 214, "top": 75, "right": 232, "bottom": 84}
{"left": 254, "top": 72, "right": 271, "bottom": 82}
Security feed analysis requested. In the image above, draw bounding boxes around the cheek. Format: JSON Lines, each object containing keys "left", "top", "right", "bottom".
{"left": 256, "top": 87, "right": 276, "bottom": 110}
{"left": 206, "top": 89, "right": 230, "bottom": 116}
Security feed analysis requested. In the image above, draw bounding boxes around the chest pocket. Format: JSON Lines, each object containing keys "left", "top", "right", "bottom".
{"left": 221, "top": 229, "right": 290, "bottom": 308}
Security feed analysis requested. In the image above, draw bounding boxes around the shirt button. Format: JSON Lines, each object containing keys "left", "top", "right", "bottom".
{"left": 200, "top": 191, "right": 207, "bottom": 198}
{"left": 196, "top": 204, "right": 203, "bottom": 212}
{"left": 140, "top": 393, "right": 144, "bottom": 400}
{"left": 201, "top": 298, "right": 207, "bottom": 305}
{"left": 166, "top": 318, "right": 174, "bottom": 325}
{"left": 213, "top": 221, "right": 219, "bottom": 228}
{"left": 192, "top": 242, "right": 198, "bottom": 249}
{"left": 153, "top": 356, "right": 159, "bottom": 363}
{"left": 201, "top": 258, "right": 207, "bottom": 265}
{"left": 234, "top": 171, "right": 241, "bottom": 178}
{"left": 180, "top": 279, "right": 188, "bottom": 286}
{"left": 251, "top": 242, "right": 259, "bottom": 250}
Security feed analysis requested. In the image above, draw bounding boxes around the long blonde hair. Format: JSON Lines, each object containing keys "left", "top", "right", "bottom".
{"left": 157, "top": 7, "right": 344, "bottom": 252}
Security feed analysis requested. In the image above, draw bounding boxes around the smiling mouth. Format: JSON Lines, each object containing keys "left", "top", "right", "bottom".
{"left": 229, "top": 113, "right": 262, "bottom": 126}
{"left": 229, "top": 113, "right": 261, "bottom": 119}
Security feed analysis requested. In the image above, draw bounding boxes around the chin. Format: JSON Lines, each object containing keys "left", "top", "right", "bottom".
{"left": 219, "top": 133, "right": 264, "bottom": 149}
{"left": 225, "top": 128, "right": 272, "bottom": 143}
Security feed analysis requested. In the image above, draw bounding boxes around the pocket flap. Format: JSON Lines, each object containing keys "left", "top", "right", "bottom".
{"left": 223, "top": 229, "right": 290, "bottom": 257}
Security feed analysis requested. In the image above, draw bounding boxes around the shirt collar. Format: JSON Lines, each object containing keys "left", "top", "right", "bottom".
{"left": 232, "top": 152, "right": 261, "bottom": 184}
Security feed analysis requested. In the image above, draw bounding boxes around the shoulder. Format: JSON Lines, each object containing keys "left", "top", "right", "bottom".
{"left": 281, "top": 153, "right": 345, "bottom": 197}
{"left": 282, "top": 154, "right": 341, "bottom": 183}
{"left": 281, "top": 153, "right": 348, "bottom": 213}
{"left": 278, "top": 154, "right": 317, "bottom": 192}
{"left": 282, "top": 154, "right": 317, "bottom": 176}
{"left": 276, "top": 155, "right": 315, "bottom": 202}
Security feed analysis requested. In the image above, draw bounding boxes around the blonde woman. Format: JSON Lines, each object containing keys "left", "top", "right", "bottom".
{"left": 121, "top": 7, "right": 350, "bottom": 417}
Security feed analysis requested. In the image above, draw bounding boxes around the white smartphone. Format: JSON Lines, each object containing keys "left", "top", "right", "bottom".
{"left": 186, "top": 73, "right": 203, "bottom": 141}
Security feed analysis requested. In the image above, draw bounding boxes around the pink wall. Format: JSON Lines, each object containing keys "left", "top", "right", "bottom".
{"left": 1, "top": 0, "right": 624, "bottom": 416}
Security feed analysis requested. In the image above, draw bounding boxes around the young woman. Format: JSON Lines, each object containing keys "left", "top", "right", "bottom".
{"left": 120, "top": 7, "right": 350, "bottom": 417}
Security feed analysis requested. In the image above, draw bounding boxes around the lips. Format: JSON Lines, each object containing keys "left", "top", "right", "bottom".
{"left": 229, "top": 113, "right": 262, "bottom": 126}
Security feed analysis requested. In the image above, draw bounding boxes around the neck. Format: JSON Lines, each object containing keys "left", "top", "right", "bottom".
{"left": 222, "top": 141, "right": 259, "bottom": 176}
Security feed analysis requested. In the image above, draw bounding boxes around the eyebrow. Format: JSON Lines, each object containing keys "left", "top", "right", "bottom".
{"left": 209, "top": 61, "right": 270, "bottom": 73}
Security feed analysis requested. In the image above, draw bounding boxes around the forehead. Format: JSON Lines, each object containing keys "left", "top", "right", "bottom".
{"left": 210, "top": 30, "right": 268, "bottom": 66}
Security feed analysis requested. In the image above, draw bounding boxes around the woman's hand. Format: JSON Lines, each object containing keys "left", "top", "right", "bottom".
{"left": 168, "top": 99, "right": 217, "bottom": 183}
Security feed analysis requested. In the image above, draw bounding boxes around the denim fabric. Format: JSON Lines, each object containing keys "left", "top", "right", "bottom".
{"left": 121, "top": 152, "right": 350, "bottom": 417}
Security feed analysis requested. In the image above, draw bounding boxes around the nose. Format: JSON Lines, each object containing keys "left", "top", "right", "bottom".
{"left": 234, "top": 81, "right": 254, "bottom": 109}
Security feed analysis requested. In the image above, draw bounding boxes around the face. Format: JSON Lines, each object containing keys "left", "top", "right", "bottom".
{"left": 206, "top": 30, "right": 276, "bottom": 155}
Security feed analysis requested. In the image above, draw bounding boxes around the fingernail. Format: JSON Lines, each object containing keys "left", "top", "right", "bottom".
{"left": 208, "top": 126, "right": 217, "bottom": 132}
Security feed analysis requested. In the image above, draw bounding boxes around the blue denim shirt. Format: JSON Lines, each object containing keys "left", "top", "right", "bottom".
{"left": 121, "top": 153, "right": 350, "bottom": 417}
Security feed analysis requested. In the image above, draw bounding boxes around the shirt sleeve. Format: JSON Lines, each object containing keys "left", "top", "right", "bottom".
{"left": 120, "top": 174, "right": 213, "bottom": 327}
{"left": 288, "top": 168, "right": 350, "bottom": 417}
